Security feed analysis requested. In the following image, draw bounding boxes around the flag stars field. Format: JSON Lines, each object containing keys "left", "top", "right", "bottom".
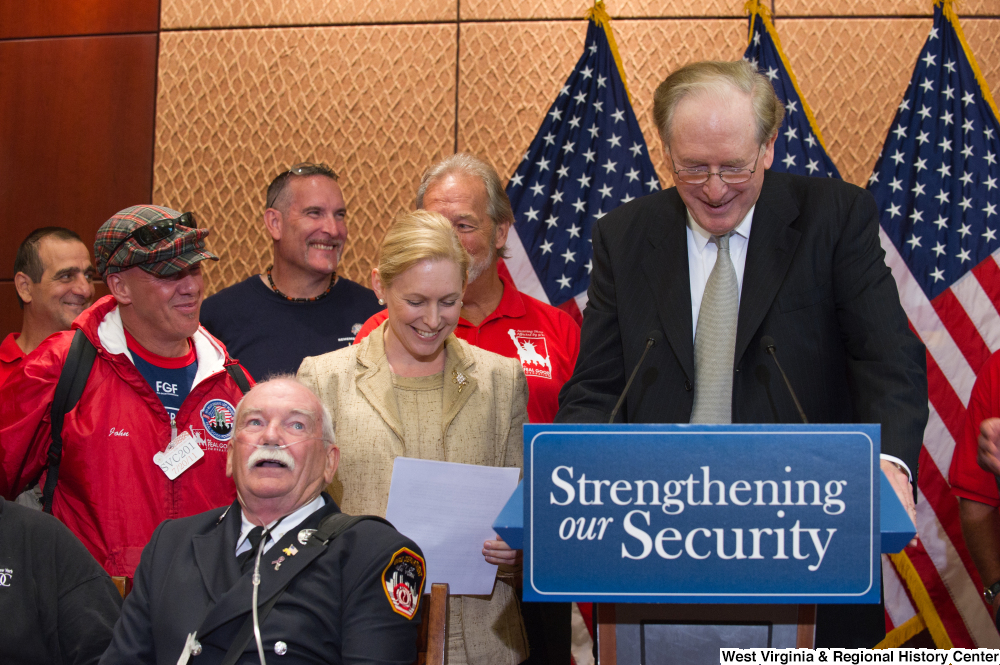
{"left": 743, "top": 5, "right": 842, "bottom": 182}
{"left": 503, "top": 3, "right": 661, "bottom": 314}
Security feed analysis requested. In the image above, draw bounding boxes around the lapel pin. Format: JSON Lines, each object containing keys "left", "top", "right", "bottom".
{"left": 297, "top": 529, "right": 316, "bottom": 545}
{"left": 272, "top": 555, "right": 285, "bottom": 571}
{"left": 282, "top": 545, "right": 298, "bottom": 557}
{"left": 452, "top": 369, "right": 468, "bottom": 393}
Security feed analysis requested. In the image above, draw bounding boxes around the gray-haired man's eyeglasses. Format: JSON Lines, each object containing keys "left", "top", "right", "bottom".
{"left": 670, "top": 146, "right": 764, "bottom": 185}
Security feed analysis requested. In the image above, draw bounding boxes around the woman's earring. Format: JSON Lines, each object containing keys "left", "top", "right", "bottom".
{"left": 378, "top": 298, "right": 386, "bottom": 306}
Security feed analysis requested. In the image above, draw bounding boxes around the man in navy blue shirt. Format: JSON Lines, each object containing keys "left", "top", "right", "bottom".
{"left": 200, "top": 163, "right": 382, "bottom": 380}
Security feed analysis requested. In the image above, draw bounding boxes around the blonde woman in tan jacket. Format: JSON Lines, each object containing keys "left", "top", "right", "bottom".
{"left": 298, "top": 210, "right": 529, "bottom": 665}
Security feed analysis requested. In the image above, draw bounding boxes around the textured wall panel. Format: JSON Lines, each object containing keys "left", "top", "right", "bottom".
{"left": 161, "top": 0, "right": 456, "bottom": 29}
{"left": 458, "top": 19, "right": 745, "bottom": 187}
{"left": 964, "top": 18, "right": 1000, "bottom": 97}
{"left": 462, "top": 0, "right": 741, "bottom": 21}
{"left": 154, "top": 26, "right": 457, "bottom": 295}
{"left": 780, "top": 19, "right": 930, "bottom": 187}
{"left": 0, "top": 0, "right": 159, "bottom": 39}
{"left": 774, "top": 0, "right": 997, "bottom": 16}
{"left": 0, "top": 34, "right": 157, "bottom": 279}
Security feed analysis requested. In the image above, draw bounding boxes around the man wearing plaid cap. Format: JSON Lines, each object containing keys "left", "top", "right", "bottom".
{"left": 0, "top": 205, "right": 253, "bottom": 580}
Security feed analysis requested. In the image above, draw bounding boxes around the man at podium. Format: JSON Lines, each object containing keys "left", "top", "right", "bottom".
{"left": 555, "top": 59, "right": 928, "bottom": 646}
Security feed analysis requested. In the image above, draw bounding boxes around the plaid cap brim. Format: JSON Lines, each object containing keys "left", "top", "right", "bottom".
{"left": 137, "top": 247, "right": 219, "bottom": 276}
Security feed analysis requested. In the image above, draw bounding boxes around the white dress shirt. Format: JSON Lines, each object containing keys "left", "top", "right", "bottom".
{"left": 683, "top": 206, "right": 911, "bottom": 480}
{"left": 235, "top": 494, "right": 326, "bottom": 557}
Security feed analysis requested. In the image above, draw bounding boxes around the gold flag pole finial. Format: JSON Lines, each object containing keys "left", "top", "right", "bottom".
{"left": 743, "top": 0, "right": 771, "bottom": 45}
{"left": 584, "top": 1, "right": 633, "bottom": 103}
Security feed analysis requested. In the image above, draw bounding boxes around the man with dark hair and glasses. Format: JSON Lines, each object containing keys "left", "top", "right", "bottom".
{"left": 2, "top": 227, "right": 96, "bottom": 386}
{"left": 0, "top": 205, "right": 253, "bottom": 580}
{"left": 556, "top": 60, "right": 928, "bottom": 646}
{"left": 200, "top": 162, "right": 382, "bottom": 379}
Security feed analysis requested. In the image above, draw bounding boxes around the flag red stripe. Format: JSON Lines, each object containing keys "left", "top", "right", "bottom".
{"left": 906, "top": 543, "right": 977, "bottom": 647}
{"left": 931, "top": 289, "right": 992, "bottom": 375}
{"left": 973, "top": 257, "right": 1000, "bottom": 312}
{"left": 556, "top": 298, "right": 583, "bottom": 325}
{"left": 925, "top": 352, "right": 969, "bottom": 448}
{"left": 916, "top": 449, "right": 985, "bottom": 597}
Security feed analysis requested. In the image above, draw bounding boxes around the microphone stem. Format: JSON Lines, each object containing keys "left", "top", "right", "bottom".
{"left": 766, "top": 348, "right": 809, "bottom": 424}
{"left": 609, "top": 338, "right": 655, "bottom": 424}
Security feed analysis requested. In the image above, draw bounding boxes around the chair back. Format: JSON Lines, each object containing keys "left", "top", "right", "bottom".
{"left": 413, "top": 582, "right": 449, "bottom": 665}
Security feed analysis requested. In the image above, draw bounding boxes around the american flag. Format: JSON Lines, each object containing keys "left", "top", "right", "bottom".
{"left": 503, "top": 1, "right": 660, "bottom": 323}
{"left": 868, "top": 0, "right": 1000, "bottom": 647}
{"left": 742, "top": 0, "right": 841, "bottom": 180}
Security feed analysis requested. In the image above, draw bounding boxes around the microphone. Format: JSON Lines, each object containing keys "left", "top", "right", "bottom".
{"left": 609, "top": 330, "right": 664, "bottom": 424}
{"left": 760, "top": 336, "right": 809, "bottom": 424}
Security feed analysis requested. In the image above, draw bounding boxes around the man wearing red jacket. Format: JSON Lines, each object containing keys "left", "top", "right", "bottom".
{"left": 0, "top": 205, "right": 252, "bottom": 579}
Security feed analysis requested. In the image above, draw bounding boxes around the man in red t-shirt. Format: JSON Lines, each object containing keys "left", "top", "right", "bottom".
{"left": 1, "top": 227, "right": 96, "bottom": 386}
{"left": 354, "top": 153, "right": 580, "bottom": 664}
{"left": 355, "top": 153, "right": 580, "bottom": 425}
{"left": 951, "top": 350, "right": 1000, "bottom": 625}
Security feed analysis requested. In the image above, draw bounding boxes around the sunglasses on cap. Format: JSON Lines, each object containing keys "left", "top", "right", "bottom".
{"left": 106, "top": 212, "right": 198, "bottom": 261}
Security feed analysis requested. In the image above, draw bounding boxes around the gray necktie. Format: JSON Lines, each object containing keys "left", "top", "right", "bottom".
{"left": 691, "top": 232, "right": 738, "bottom": 424}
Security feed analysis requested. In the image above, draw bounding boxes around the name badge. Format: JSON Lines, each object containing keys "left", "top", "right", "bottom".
{"left": 154, "top": 432, "right": 205, "bottom": 480}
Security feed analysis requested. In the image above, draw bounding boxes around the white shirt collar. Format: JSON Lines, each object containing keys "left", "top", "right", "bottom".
{"left": 686, "top": 205, "right": 756, "bottom": 252}
{"left": 235, "top": 494, "right": 326, "bottom": 556}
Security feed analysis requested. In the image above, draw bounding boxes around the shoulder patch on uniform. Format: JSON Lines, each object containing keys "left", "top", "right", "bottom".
{"left": 201, "top": 399, "right": 236, "bottom": 441}
{"left": 381, "top": 547, "right": 425, "bottom": 620}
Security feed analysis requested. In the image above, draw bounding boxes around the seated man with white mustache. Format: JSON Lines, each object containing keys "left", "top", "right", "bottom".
{"left": 100, "top": 376, "right": 426, "bottom": 665}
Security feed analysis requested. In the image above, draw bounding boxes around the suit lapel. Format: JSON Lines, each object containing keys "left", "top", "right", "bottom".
{"left": 191, "top": 503, "right": 242, "bottom": 604}
{"left": 354, "top": 327, "right": 406, "bottom": 453}
{"left": 641, "top": 189, "right": 695, "bottom": 382}
{"left": 197, "top": 501, "right": 339, "bottom": 637}
{"left": 441, "top": 336, "right": 477, "bottom": 437}
{"left": 735, "top": 173, "right": 801, "bottom": 365}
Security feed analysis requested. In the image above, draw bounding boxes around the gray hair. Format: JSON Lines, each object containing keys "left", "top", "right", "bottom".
{"left": 234, "top": 374, "right": 336, "bottom": 447}
{"left": 415, "top": 153, "right": 513, "bottom": 260}
{"left": 652, "top": 59, "right": 785, "bottom": 147}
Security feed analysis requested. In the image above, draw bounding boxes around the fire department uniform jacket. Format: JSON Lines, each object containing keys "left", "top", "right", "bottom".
{"left": 99, "top": 495, "right": 423, "bottom": 665}
{"left": 0, "top": 295, "right": 251, "bottom": 578}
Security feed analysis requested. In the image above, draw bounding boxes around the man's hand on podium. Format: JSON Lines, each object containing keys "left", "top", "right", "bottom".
{"left": 882, "top": 458, "right": 918, "bottom": 548}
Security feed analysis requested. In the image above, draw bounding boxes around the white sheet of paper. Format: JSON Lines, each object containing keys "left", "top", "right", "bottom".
{"left": 385, "top": 457, "right": 521, "bottom": 595}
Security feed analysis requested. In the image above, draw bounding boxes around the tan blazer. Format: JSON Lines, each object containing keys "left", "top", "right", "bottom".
{"left": 298, "top": 323, "right": 529, "bottom": 665}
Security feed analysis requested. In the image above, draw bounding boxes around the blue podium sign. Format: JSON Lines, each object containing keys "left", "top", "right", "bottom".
{"left": 523, "top": 424, "right": 880, "bottom": 604}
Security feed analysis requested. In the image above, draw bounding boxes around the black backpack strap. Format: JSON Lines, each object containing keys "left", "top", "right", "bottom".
{"left": 219, "top": 513, "right": 390, "bottom": 665}
{"left": 43, "top": 329, "right": 97, "bottom": 514}
{"left": 225, "top": 363, "right": 251, "bottom": 395}
{"left": 310, "top": 512, "right": 393, "bottom": 546}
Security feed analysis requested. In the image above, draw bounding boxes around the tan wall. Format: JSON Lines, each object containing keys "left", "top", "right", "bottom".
{"left": 154, "top": 0, "right": 1000, "bottom": 295}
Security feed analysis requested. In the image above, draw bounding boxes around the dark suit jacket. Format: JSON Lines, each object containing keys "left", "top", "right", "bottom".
{"left": 556, "top": 170, "right": 928, "bottom": 475}
{"left": 99, "top": 494, "right": 422, "bottom": 665}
